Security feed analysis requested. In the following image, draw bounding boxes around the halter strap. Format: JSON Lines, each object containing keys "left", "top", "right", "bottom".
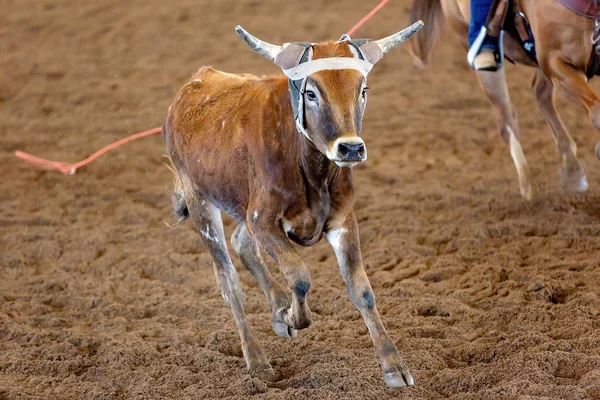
{"left": 285, "top": 38, "right": 373, "bottom": 137}
{"left": 282, "top": 57, "right": 373, "bottom": 80}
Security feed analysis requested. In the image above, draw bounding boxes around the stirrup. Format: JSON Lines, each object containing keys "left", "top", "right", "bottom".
{"left": 467, "top": 26, "right": 504, "bottom": 71}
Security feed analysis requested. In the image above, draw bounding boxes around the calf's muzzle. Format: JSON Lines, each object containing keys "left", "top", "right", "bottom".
{"left": 327, "top": 136, "right": 367, "bottom": 167}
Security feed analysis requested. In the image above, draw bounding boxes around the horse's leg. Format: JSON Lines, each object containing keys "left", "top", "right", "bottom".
{"left": 543, "top": 56, "right": 600, "bottom": 157}
{"left": 531, "top": 69, "right": 588, "bottom": 192}
{"left": 476, "top": 68, "right": 535, "bottom": 200}
{"left": 184, "top": 189, "right": 272, "bottom": 378}
{"left": 231, "top": 223, "right": 297, "bottom": 338}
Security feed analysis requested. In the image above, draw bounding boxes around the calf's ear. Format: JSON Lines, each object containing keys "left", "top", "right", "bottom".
{"left": 358, "top": 42, "right": 384, "bottom": 65}
{"left": 274, "top": 44, "right": 307, "bottom": 70}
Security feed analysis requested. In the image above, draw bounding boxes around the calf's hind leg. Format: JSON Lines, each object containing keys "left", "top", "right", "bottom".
{"left": 185, "top": 192, "right": 273, "bottom": 378}
{"left": 231, "top": 224, "right": 298, "bottom": 338}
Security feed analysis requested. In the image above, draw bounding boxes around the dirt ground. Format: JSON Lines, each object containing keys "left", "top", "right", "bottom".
{"left": 2, "top": 0, "right": 600, "bottom": 399}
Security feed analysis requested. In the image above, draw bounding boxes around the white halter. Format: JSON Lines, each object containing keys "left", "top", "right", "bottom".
{"left": 282, "top": 57, "right": 374, "bottom": 80}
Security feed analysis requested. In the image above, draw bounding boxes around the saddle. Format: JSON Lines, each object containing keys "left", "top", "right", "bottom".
{"left": 486, "top": 0, "right": 600, "bottom": 77}
{"left": 555, "top": 0, "right": 600, "bottom": 19}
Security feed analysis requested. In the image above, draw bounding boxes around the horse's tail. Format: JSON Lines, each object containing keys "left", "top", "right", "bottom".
{"left": 409, "top": 0, "right": 445, "bottom": 67}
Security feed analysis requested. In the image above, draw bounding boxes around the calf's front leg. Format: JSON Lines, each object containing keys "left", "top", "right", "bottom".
{"left": 327, "top": 213, "right": 414, "bottom": 388}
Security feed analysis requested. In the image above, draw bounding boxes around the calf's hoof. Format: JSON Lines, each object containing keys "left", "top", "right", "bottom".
{"left": 248, "top": 362, "right": 275, "bottom": 381}
{"left": 245, "top": 344, "right": 274, "bottom": 381}
{"left": 383, "top": 367, "right": 414, "bottom": 388}
{"left": 246, "top": 356, "right": 274, "bottom": 381}
{"left": 380, "top": 349, "right": 414, "bottom": 388}
{"left": 275, "top": 306, "right": 312, "bottom": 332}
{"left": 272, "top": 320, "right": 298, "bottom": 339}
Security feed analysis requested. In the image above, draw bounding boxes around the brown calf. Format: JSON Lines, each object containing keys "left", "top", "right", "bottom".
{"left": 163, "top": 21, "right": 423, "bottom": 388}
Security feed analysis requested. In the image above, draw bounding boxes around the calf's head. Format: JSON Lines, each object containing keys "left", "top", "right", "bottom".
{"left": 235, "top": 22, "right": 423, "bottom": 167}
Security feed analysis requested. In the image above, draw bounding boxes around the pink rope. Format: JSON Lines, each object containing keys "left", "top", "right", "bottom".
{"left": 346, "top": 0, "right": 389, "bottom": 36}
{"left": 15, "top": 1, "right": 389, "bottom": 175}
{"left": 15, "top": 127, "right": 162, "bottom": 175}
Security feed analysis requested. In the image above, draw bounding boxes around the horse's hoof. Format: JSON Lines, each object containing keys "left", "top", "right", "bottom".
{"left": 560, "top": 169, "right": 588, "bottom": 193}
{"left": 560, "top": 159, "right": 588, "bottom": 193}
{"left": 573, "top": 175, "right": 589, "bottom": 193}
{"left": 520, "top": 184, "right": 536, "bottom": 201}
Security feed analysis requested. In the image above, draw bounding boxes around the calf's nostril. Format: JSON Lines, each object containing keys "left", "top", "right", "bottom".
{"left": 338, "top": 142, "right": 365, "bottom": 158}
{"left": 354, "top": 143, "right": 365, "bottom": 155}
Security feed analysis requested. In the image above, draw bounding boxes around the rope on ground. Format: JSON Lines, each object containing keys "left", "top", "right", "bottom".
{"left": 15, "top": 127, "right": 162, "bottom": 175}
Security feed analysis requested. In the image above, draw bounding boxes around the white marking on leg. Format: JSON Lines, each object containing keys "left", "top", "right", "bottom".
{"left": 326, "top": 228, "right": 347, "bottom": 252}
{"left": 507, "top": 126, "right": 527, "bottom": 174}
{"left": 507, "top": 126, "right": 533, "bottom": 200}
{"left": 201, "top": 225, "right": 220, "bottom": 244}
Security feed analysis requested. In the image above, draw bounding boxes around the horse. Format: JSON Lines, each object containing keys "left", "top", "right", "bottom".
{"left": 410, "top": 0, "right": 600, "bottom": 200}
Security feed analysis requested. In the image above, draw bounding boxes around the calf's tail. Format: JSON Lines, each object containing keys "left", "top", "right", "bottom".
{"left": 172, "top": 173, "right": 189, "bottom": 224}
{"left": 163, "top": 154, "right": 189, "bottom": 225}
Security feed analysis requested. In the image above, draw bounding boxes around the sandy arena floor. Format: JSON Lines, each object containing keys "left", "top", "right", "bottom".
{"left": 1, "top": 0, "right": 600, "bottom": 398}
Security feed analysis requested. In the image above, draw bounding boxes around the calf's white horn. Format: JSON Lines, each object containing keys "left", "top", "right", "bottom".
{"left": 235, "top": 25, "right": 282, "bottom": 61}
{"left": 375, "top": 20, "right": 424, "bottom": 54}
